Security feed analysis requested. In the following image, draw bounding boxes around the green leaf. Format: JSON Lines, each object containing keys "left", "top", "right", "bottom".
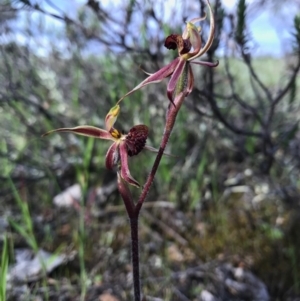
{"left": 0, "top": 235, "right": 9, "bottom": 301}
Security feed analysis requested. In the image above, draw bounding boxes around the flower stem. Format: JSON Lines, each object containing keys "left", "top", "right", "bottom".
{"left": 135, "top": 92, "right": 185, "bottom": 215}
{"left": 121, "top": 92, "right": 186, "bottom": 301}
{"left": 130, "top": 217, "right": 140, "bottom": 301}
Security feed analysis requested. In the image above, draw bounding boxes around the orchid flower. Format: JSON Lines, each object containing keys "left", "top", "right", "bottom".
{"left": 43, "top": 105, "right": 151, "bottom": 188}
{"left": 117, "top": 0, "right": 218, "bottom": 106}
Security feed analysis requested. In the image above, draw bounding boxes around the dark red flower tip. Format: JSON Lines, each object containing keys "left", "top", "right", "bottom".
{"left": 125, "top": 125, "right": 148, "bottom": 157}
{"left": 164, "top": 34, "right": 178, "bottom": 50}
{"left": 164, "top": 34, "right": 191, "bottom": 55}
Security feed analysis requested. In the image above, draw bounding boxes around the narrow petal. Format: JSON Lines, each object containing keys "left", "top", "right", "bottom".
{"left": 182, "top": 15, "right": 207, "bottom": 39}
{"left": 186, "top": 64, "right": 194, "bottom": 96}
{"left": 167, "top": 58, "right": 187, "bottom": 103}
{"left": 187, "top": 0, "right": 215, "bottom": 61}
{"left": 166, "top": 91, "right": 186, "bottom": 117}
{"left": 138, "top": 65, "right": 153, "bottom": 76}
{"left": 117, "top": 172, "right": 134, "bottom": 217}
{"left": 119, "top": 142, "right": 140, "bottom": 188}
{"left": 105, "top": 142, "right": 119, "bottom": 170}
{"left": 117, "top": 58, "right": 180, "bottom": 104}
{"left": 190, "top": 60, "right": 219, "bottom": 67}
{"left": 105, "top": 105, "right": 120, "bottom": 131}
{"left": 42, "top": 126, "right": 112, "bottom": 140}
{"left": 182, "top": 23, "right": 202, "bottom": 57}
{"left": 144, "top": 145, "right": 160, "bottom": 153}
{"left": 144, "top": 145, "right": 175, "bottom": 157}
{"left": 172, "top": 91, "right": 186, "bottom": 109}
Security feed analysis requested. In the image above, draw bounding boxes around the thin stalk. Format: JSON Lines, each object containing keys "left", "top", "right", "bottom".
{"left": 135, "top": 92, "right": 185, "bottom": 215}
{"left": 79, "top": 200, "right": 87, "bottom": 301}
{"left": 79, "top": 137, "right": 94, "bottom": 301}
{"left": 130, "top": 218, "right": 140, "bottom": 301}
{"left": 128, "top": 92, "right": 185, "bottom": 301}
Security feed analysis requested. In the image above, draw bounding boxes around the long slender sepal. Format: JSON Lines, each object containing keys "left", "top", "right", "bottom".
{"left": 167, "top": 58, "right": 187, "bottom": 103}
{"left": 117, "top": 58, "right": 180, "bottom": 104}
{"left": 117, "top": 172, "right": 135, "bottom": 217}
{"left": 119, "top": 142, "right": 140, "bottom": 187}
{"left": 42, "top": 126, "right": 112, "bottom": 140}
{"left": 105, "top": 142, "right": 119, "bottom": 170}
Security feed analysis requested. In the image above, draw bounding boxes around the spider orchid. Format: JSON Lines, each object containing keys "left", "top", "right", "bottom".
{"left": 117, "top": 0, "right": 218, "bottom": 106}
{"left": 43, "top": 105, "right": 152, "bottom": 187}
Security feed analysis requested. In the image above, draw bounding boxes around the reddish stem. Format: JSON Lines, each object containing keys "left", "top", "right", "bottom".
{"left": 130, "top": 217, "right": 140, "bottom": 301}
{"left": 119, "top": 92, "right": 186, "bottom": 301}
{"left": 135, "top": 92, "right": 185, "bottom": 215}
